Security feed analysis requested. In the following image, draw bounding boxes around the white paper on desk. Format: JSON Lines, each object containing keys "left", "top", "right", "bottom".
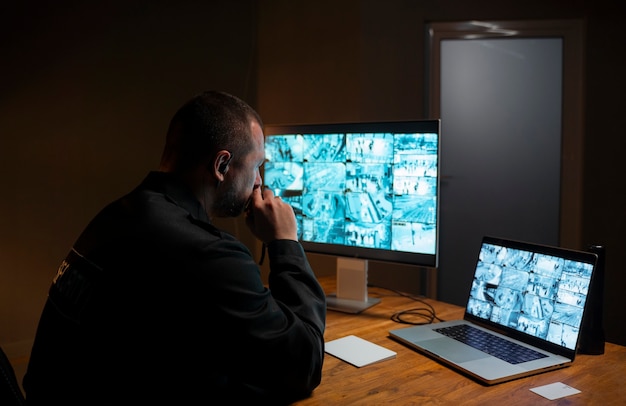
{"left": 530, "top": 382, "right": 581, "bottom": 400}
{"left": 325, "top": 335, "right": 396, "bottom": 367}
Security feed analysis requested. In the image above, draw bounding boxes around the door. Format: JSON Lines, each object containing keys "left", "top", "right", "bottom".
{"left": 428, "top": 20, "right": 584, "bottom": 305}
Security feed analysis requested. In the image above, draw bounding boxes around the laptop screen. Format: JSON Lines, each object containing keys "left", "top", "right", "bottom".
{"left": 466, "top": 237, "right": 596, "bottom": 350}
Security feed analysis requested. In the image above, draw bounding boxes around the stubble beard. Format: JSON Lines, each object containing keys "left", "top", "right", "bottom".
{"left": 214, "top": 185, "right": 249, "bottom": 218}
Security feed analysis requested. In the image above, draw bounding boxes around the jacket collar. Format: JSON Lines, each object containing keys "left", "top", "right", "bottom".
{"left": 140, "top": 171, "right": 211, "bottom": 225}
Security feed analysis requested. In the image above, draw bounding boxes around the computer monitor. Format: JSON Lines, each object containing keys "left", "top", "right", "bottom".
{"left": 263, "top": 119, "right": 441, "bottom": 312}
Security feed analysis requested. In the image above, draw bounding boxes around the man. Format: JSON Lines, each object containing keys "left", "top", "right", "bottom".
{"left": 23, "top": 91, "right": 327, "bottom": 404}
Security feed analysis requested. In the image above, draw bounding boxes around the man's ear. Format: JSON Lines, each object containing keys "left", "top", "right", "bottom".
{"left": 214, "top": 150, "right": 233, "bottom": 177}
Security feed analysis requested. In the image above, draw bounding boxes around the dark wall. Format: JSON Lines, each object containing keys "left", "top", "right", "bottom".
{"left": 0, "top": 0, "right": 259, "bottom": 353}
{"left": 582, "top": 1, "right": 626, "bottom": 348}
{"left": 257, "top": 0, "right": 626, "bottom": 346}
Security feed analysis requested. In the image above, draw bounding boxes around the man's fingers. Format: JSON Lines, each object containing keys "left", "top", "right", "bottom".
{"left": 261, "top": 187, "right": 277, "bottom": 200}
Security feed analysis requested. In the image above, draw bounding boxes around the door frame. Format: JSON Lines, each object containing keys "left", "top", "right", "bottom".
{"left": 427, "top": 19, "right": 584, "bottom": 249}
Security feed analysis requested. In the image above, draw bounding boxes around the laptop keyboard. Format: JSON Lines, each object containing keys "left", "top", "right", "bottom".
{"left": 433, "top": 324, "right": 548, "bottom": 364}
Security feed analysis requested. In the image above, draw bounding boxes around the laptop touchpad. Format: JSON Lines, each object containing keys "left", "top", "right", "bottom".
{"left": 418, "top": 338, "right": 489, "bottom": 363}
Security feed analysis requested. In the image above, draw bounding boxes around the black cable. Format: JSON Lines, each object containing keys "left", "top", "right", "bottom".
{"left": 369, "top": 284, "right": 446, "bottom": 326}
{"left": 390, "top": 307, "right": 443, "bottom": 325}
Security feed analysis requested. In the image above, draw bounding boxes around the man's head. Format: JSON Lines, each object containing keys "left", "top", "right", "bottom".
{"left": 160, "top": 91, "right": 266, "bottom": 218}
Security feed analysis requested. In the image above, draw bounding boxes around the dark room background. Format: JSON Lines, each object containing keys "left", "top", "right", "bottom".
{"left": 2, "top": 0, "right": 624, "bottom": 387}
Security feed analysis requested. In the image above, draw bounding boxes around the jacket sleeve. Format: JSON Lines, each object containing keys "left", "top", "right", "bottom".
{"left": 265, "top": 239, "right": 327, "bottom": 400}
{"left": 202, "top": 237, "right": 326, "bottom": 404}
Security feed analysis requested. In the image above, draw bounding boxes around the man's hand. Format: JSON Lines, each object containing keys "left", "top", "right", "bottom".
{"left": 245, "top": 187, "right": 298, "bottom": 243}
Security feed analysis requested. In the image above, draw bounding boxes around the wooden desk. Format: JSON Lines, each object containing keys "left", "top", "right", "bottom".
{"left": 296, "top": 276, "right": 626, "bottom": 405}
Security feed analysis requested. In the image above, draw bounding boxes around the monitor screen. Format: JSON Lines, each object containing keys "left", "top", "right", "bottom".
{"left": 263, "top": 120, "right": 441, "bottom": 268}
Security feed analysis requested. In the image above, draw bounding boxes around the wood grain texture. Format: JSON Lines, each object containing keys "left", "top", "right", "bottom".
{"left": 295, "top": 276, "right": 626, "bottom": 405}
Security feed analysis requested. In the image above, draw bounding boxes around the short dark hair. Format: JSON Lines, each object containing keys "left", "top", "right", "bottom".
{"left": 160, "top": 91, "right": 263, "bottom": 172}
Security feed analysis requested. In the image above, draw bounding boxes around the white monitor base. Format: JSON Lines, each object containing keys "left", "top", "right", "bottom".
{"left": 326, "top": 293, "right": 381, "bottom": 314}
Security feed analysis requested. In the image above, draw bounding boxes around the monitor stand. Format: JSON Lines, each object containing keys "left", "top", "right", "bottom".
{"left": 325, "top": 257, "right": 380, "bottom": 314}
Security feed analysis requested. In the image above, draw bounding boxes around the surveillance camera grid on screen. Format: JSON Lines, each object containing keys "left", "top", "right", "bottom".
{"left": 264, "top": 130, "right": 439, "bottom": 257}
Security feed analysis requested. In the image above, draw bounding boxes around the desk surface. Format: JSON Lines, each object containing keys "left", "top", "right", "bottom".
{"left": 296, "top": 276, "right": 626, "bottom": 405}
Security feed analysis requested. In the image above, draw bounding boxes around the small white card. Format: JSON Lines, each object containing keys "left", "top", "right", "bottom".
{"left": 325, "top": 335, "right": 396, "bottom": 367}
{"left": 530, "top": 382, "right": 581, "bottom": 400}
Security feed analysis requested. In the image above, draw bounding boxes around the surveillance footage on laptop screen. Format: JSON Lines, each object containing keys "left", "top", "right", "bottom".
{"left": 467, "top": 240, "right": 595, "bottom": 350}
{"left": 263, "top": 120, "right": 441, "bottom": 268}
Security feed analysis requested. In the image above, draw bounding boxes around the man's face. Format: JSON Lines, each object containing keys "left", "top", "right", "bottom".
{"left": 214, "top": 120, "right": 265, "bottom": 217}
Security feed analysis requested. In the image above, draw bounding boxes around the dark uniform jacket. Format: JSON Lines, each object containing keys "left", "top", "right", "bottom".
{"left": 23, "top": 171, "right": 326, "bottom": 405}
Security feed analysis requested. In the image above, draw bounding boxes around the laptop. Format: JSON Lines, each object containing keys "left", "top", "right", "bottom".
{"left": 389, "top": 236, "right": 598, "bottom": 385}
